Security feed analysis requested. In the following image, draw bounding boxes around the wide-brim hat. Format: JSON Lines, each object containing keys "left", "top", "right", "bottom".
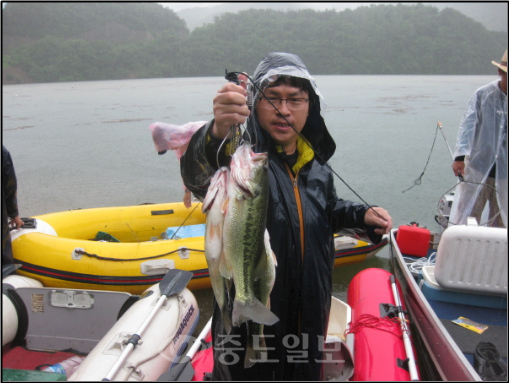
{"left": 491, "top": 50, "right": 507, "bottom": 73}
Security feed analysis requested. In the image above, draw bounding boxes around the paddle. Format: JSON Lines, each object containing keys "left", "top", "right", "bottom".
{"left": 390, "top": 275, "right": 420, "bottom": 381}
{"left": 157, "top": 317, "right": 212, "bottom": 381}
{"left": 102, "top": 269, "right": 193, "bottom": 381}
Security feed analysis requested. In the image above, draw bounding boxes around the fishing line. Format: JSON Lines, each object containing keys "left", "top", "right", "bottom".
{"left": 169, "top": 202, "right": 202, "bottom": 240}
{"left": 226, "top": 71, "right": 386, "bottom": 222}
{"left": 406, "top": 121, "right": 503, "bottom": 227}
{"left": 216, "top": 126, "right": 239, "bottom": 168}
{"left": 215, "top": 124, "right": 250, "bottom": 169}
{"left": 401, "top": 123, "right": 440, "bottom": 193}
{"left": 215, "top": 72, "right": 254, "bottom": 167}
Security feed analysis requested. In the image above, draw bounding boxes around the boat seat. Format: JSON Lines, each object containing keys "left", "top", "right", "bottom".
{"left": 323, "top": 297, "right": 353, "bottom": 381}
{"left": 433, "top": 220, "right": 507, "bottom": 296}
{"left": 14, "top": 287, "right": 134, "bottom": 354}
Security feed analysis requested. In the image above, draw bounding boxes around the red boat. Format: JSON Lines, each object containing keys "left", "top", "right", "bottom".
{"left": 187, "top": 268, "right": 419, "bottom": 381}
{"left": 190, "top": 322, "right": 213, "bottom": 381}
{"left": 347, "top": 268, "right": 420, "bottom": 381}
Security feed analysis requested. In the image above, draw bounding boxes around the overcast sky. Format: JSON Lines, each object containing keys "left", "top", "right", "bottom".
{"left": 159, "top": 2, "right": 222, "bottom": 12}
{"left": 159, "top": 2, "right": 378, "bottom": 12}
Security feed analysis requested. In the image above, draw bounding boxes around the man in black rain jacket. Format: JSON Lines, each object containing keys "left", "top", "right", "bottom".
{"left": 2, "top": 146, "right": 23, "bottom": 274}
{"left": 180, "top": 52, "right": 392, "bottom": 381}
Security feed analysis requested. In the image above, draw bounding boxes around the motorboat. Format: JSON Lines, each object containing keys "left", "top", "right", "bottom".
{"left": 390, "top": 219, "right": 507, "bottom": 381}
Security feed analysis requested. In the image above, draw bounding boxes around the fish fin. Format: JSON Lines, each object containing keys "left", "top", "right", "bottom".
{"left": 219, "top": 256, "right": 232, "bottom": 280}
{"left": 270, "top": 250, "right": 277, "bottom": 267}
{"left": 202, "top": 186, "right": 218, "bottom": 213}
{"left": 221, "top": 197, "right": 229, "bottom": 215}
{"left": 232, "top": 298, "right": 279, "bottom": 326}
{"left": 221, "top": 276, "right": 233, "bottom": 334}
{"left": 263, "top": 230, "right": 277, "bottom": 267}
{"left": 209, "top": 222, "right": 222, "bottom": 241}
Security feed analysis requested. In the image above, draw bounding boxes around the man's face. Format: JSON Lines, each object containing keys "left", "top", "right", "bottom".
{"left": 255, "top": 84, "right": 310, "bottom": 154}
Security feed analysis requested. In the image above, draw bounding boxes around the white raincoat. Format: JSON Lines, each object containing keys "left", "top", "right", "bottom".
{"left": 450, "top": 80, "right": 507, "bottom": 227}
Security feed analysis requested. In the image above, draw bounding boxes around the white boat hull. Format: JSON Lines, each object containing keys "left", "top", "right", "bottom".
{"left": 2, "top": 275, "right": 44, "bottom": 346}
{"left": 69, "top": 284, "right": 199, "bottom": 381}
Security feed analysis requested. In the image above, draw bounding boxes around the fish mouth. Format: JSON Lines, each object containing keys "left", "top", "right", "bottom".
{"left": 251, "top": 152, "right": 268, "bottom": 162}
{"left": 209, "top": 193, "right": 220, "bottom": 206}
{"left": 238, "top": 184, "right": 253, "bottom": 197}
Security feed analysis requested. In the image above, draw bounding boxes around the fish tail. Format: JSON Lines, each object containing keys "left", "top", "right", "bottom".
{"left": 221, "top": 307, "right": 232, "bottom": 334}
{"left": 244, "top": 333, "right": 267, "bottom": 368}
{"left": 244, "top": 340, "right": 262, "bottom": 368}
{"left": 219, "top": 256, "right": 232, "bottom": 279}
{"left": 232, "top": 298, "right": 279, "bottom": 326}
{"left": 244, "top": 324, "right": 266, "bottom": 368}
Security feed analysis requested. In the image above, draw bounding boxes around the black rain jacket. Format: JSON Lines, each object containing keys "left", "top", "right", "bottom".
{"left": 2, "top": 146, "right": 19, "bottom": 267}
{"left": 180, "top": 52, "right": 382, "bottom": 381}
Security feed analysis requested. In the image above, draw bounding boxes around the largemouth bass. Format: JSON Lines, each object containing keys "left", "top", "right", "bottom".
{"left": 221, "top": 144, "right": 278, "bottom": 327}
{"left": 202, "top": 166, "right": 232, "bottom": 333}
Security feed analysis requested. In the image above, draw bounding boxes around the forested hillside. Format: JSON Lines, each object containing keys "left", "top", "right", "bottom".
{"left": 2, "top": 2, "right": 507, "bottom": 84}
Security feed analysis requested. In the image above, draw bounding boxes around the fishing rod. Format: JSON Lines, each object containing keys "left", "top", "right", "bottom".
{"left": 437, "top": 122, "right": 454, "bottom": 160}
{"left": 437, "top": 121, "right": 463, "bottom": 182}
{"left": 389, "top": 275, "right": 420, "bottom": 381}
{"left": 418, "top": 122, "right": 501, "bottom": 227}
{"left": 225, "top": 71, "right": 387, "bottom": 223}
{"left": 435, "top": 122, "right": 500, "bottom": 226}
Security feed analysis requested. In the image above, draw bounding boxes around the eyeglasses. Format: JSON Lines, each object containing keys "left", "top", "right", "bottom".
{"left": 258, "top": 96, "right": 309, "bottom": 111}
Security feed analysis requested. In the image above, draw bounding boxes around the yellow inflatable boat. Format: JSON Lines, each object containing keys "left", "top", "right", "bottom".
{"left": 11, "top": 202, "right": 209, "bottom": 294}
{"left": 11, "top": 202, "right": 387, "bottom": 295}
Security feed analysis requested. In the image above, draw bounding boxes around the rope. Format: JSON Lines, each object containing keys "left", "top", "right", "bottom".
{"left": 345, "top": 314, "right": 403, "bottom": 338}
{"left": 75, "top": 247, "right": 204, "bottom": 262}
{"left": 405, "top": 252, "right": 436, "bottom": 275}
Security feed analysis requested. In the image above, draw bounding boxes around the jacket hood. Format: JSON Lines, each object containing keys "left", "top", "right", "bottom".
{"left": 249, "top": 52, "right": 336, "bottom": 163}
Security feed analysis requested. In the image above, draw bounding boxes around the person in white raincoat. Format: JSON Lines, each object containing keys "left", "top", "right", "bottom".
{"left": 450, "top": 49, "right": 507, "bottom": 227}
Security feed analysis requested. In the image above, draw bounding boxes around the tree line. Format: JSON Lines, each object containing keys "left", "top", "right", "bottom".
{"left": 2, "top": 2, "right": 507, "bottom": 84}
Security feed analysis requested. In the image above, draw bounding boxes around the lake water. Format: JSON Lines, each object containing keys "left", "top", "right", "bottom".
{"left": 2, "top": 75, "right": 494, "bottom": 324}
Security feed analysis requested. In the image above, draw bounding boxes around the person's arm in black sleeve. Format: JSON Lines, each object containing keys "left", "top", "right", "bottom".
{"left": 180, "top": 121, "right": 233, "bottom": 201}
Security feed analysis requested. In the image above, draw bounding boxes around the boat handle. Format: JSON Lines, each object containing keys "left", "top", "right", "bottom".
{"left": 151, "top": 209, "right": 175, "bottom": 216}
